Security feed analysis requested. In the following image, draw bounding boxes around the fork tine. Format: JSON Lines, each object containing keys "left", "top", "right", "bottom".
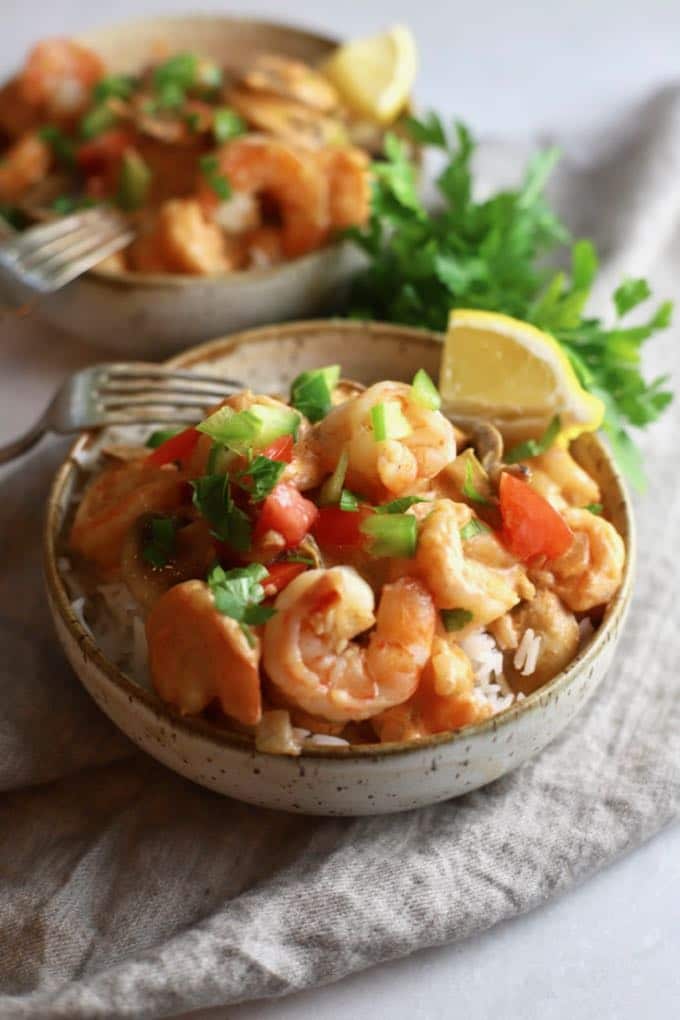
{"left": 103, "top": 365, "right": 245, "bottom": 388}
{"left": 5, "top": 208, "right": 117, "bottom": 257}
{"left": 18, "top": 222, "right": 130, "bottom": 272}
{"left": 98, "top": 383, "right": 238, "bottom": 400}
{"left": 99, "top": 395, "right": 229, "bottom": 411}
{"left": 27, "top": 228, "right": 134, "bottom": 292}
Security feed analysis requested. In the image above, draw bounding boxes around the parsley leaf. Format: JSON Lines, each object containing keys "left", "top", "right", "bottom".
{"left": 584, "top": 502, "right": 603, "bottom": 515}
{"left": 375, "top": 496, "right": 428, "bottom": 514}
{"left": 142, "top": 516, "right": 176, "bottom": 568}
{"left": 39, "top": 125, "right": 75, "bottom": 166}
{"left": 199, "top": 154, "right": 231, "bottom": 200}
{"left": 233, "top": 455, "right": 286, "bottom": 502}
{"left": 207, "top": 563, "right": 276, "bottom": 644}
{"left": 191, "top": 474, "right": 251, "bottom": 551}
{"left": 463, "top": 460, "right": 490, "bottom": 505}
{"left": 441, "top": 608, "right": 474, "bottom": 631}
{"left": 505, "top": 415, "right": 561, "bottom": 464}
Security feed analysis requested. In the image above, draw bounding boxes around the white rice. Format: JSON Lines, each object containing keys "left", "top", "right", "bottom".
{"left": 305, "top": 734, "right": 350, "bottom": 748}
{"left": 513, "top": 627, "right": 542, "bottom": 677}
{"left": 459, "top": 629, "right": 514, "bottom": 712}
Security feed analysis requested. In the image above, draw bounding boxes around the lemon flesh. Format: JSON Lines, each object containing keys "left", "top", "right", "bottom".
{"left": 322, "top": 25, "right": 417, "bottom": 125}
{"left": 440, "top": 309, "right": 604, "bottom": 444}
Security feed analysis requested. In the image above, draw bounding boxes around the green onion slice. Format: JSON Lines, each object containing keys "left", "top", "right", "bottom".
{"left": 360, "top": 513, "right": 418, "bottom": 558}
{"left": 319, "top": 448, "right": 349, "bottom": 505}
{"left": 339, "top": 489, "right": 360, "bottom": 512}
{"left": 213, "top": 108, "right": 246, "bottom": 143}
{"left": 411, "top": 368, "right": 441, "bottom": 410}
{"left": 290, "top": 365, "right": 341, "bottom": 423}
{"left": 145, "top": 427, "right": 182, "bottom": 449}
{"left": 197, "top": 402, "right": 300, "bottom": 453}
{"left": 459, "top": 517, "right": 490, "bottom": 540}
{"left": 441, "top": 608, "right": 474, "bottom": 631}
{"left": 371, "top": 400, "right": 412, "bottom": 442}
{"left": 505, "top": 415, "right": 562, "bottom": 464}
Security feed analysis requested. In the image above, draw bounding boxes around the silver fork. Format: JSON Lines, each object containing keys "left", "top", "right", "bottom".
{"left": 0, "top": 207, "right": 135, "bottom": 295}
{"left": 0, "top": 363, "right": 244, "bottom": 464}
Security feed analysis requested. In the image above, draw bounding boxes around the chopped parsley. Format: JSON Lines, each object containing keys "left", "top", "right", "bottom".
{"left": 584, "top": 502, "right": 603, "bottom": 515}
{"left": 39, "top": 125, "right": 75, "bottom": 166}
{"left": 505, "top": 416, "right": 561, "bottom": 464}
{"left": 441, "top": 608, "right": 474, "bottom": 631}
{"left": 207, "top": 563, "right": 276, "bottom": 645}
{"left": 191, "top": 474, "right": 251, "bottom": 551}
{"left": 93, "top": 74, "right": 137, "bottom": 103}
{"left": 375, "top": 495, "right": 428, "bottom": 514}
{"left": 290, "top": 365, "right": 341, "bottom": 423}
{"left": 233, "top": 454, "right": 286, "bottom": 502}
{"left": 463, "top": 460, "right": 490, "bottom": 505}
{"left": 199, "top": 154, "right": 231, "bottom": 200}
{"left": 213, "top": 108, "right": 246, "bottom": 143}
{"left": 142, "top": 516, "right": 176, "bottom": 568}
{"left": 145, "top": 427, "right": 182, "bottom": 449}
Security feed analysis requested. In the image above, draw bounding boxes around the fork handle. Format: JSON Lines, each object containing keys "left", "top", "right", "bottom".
{"left": 0, "top": 418, "right": 46, "bottom": 464}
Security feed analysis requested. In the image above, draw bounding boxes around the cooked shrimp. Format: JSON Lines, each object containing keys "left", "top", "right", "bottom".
{"left": 498, "top": 589, "right": 580, "bottom": 694}
{"left": 20, "top": 39, "right": 104, "bottom": 119}
{"left": 549, "top": 507, "right": 625, "bottom": 611}
{"left": 129, "top": 199, "right": 243, "bottom": 275}
{"left": 529, "top": 448, "right": 601, "bottom": 508}
{"left": 262, "top": 567, "right": 436, "bottom": 721}
{"left": 410, "top": 499, "right": 531, "bottom": 626}
{"left": 316, "top": 146, "right": 371, "bottom": 230}
{"left": 245, "top": 225, "right": 284, "bottom": 268}
{"left": 0, "top": 133, "right": 51, "bottom": 202}
{"left": 210, "top": 136, "right": 329, "bottom": 257}
{"left": 146, "top": 580, "right": 262, "bottom": 724}
{"left": 0, "top": 78, "right": 40, "bottom": 139}
{"left": 242, "top": 54, "right": 339, "bottom": 112}
{"left": 313, "top": 381, "right": 457, "bottom": 501}
{"left": 121, "top": 514, "right": 216, "bottom": 613}
{"left": 69, "top": 461, "right": 188, "bottom": 571}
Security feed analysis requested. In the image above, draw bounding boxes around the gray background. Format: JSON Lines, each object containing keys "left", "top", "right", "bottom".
{"left": 1, "top": 1, "right": 679, "bottom": 1017}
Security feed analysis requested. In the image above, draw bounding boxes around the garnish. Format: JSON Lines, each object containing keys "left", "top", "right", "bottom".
{"left": 213, "top": 108, "right": 247, "bottom": 143}
{"left": 93, "top": 74, "right": 137, "bottom": 103}
{"left": 197, "top": 403, "right": 300, "bottom": 453}
{"left": 290, "top": 365, "right": 341, "bottom": 423}
{"left": 360, "top": 512, "right": 417, "bottom": 558}
{"left": 39, "top": 125, "right": 75, "bottom": 166}
{"left": 463, "top": 459, "right": 490, "bottom": 505}
{"left": 411, "top": 368, "right": 441, "bottom": 410}
{"left": 339, "top": 489, "right": 360, "bottom": 512}
{"left": 375, "top": 495, "right": 427, "bottom": 514}
{"left": 51, "top": 195, "right": 97, "bottom": 216}
{"left": 191, "top": 474, "right": 251, "bottom": 551}
{"left": 199, "top": 154, "right": 231, "bottom": 200}
{"left": 80, "top": 104, "right": 118, "bottom": 140}
{"left": 142, "top": 516, "right": 176, "bottom": 568}
{"left": 347, "top": 115, "right": 673, "bottom": 486}
{"left": 505, "top": 416, "right": 561, "bottom": 464}
{"left": 184, "top": 112, "right": 202, "bottom": 133}
{"left": 371, "top": 400, "right": 412, "bottom": 442}
{"left": 460, "top": 517, "right": 490, "bottom": 540}
{"left": 441, "top": 608, "right": 473, "bottom": 631}
{"left": 584, "top": 502, "right": 603, "bottom": 515}
{"left": 319, "top": 448, "right": 349, "bottom": 505}
{"left": 206, "top": 563, "right": 275, "bottom": 645}
{"left": 152, "top": 52, "right": 198, "bottom": 108}
{"left": 233, "top": 454, "right": 286, "bottom": 502}
{"left": 145, "top": 427, "right": 182, "bottom": 449}
{"left": 116, "top": 150, "right": 152, "bottom": 211}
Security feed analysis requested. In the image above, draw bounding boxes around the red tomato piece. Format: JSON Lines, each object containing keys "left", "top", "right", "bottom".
{"left": 77, "top": 129, "right": 133, "bottom": 173}
{"left": 254, "top": 483, "right": 318, "bottom": 548}
{"left": 145, "top": 427, "right": 201, "bottom": 468}
{"left": 499, "top": 471, "right": 573, "bottom": 561}
{"left": 264, "top": 561, "right": 307, "bottom": 595}
{"left": 260, "top": 434, "right": 294, "bottom": 464}
{"left": 312, "top": 506, "right": 374, "bottom": 549}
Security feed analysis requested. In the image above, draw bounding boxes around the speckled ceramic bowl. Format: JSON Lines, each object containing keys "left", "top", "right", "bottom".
{"left": 3, "top": 17, "right": 369, "bottom": 355}
{"left": 44, "top": 321, "right": 635, "bottom": 815}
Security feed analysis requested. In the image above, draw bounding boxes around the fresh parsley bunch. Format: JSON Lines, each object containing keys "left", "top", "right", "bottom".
{"left": 347, "top": 114, "right": 673, "bottom": 487}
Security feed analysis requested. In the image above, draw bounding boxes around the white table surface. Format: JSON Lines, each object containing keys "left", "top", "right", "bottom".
{"left": 2, "top": 1, "right": 679, "bottom": 1017}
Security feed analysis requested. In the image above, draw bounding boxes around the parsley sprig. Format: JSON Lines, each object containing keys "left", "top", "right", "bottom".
{"left": 347, "top": 114, "right": 673, "bottom": 487}
{"left": 207, "top": 563, "right": 275, "bottom": 645}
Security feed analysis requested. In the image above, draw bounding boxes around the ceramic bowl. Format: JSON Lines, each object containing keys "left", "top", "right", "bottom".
{"left": 3, "top": 16, "right": 367, "bottom": 356}
{"left": 44, "top": 321, "right": 635, "bottom": 815}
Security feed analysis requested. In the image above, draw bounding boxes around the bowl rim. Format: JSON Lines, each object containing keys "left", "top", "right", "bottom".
{"left": 43, "top": 318, "right": 636, "bottom": 760}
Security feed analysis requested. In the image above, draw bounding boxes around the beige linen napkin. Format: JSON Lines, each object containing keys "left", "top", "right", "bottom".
{"left": 0, "top": 87, "right": 679, "bottom": 1019}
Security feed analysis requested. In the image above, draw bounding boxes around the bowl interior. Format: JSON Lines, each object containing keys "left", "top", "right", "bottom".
{"left": 45, "top": 321, "right": 634, "bottom": 757}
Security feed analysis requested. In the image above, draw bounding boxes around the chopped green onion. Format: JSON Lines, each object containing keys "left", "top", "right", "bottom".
{"left": 191, "top": 475, "right": 251, "bottom": 551}
{"left": 207, "top": 562, "right": 275, "bottom": 644}
{"left": 80, "top": 104, "right": 118, "bottom": 140}
{"left": 371, "top": 400, "right": 412, "bottom": 442}
{"left": 441, "top": 608, "right": 474, "bottom": 631}
{"left": 116, "top": 150, "right": 152, "bottom": 211}
{"left": 411, "top": 368, "right": 441, "bottom": 410}
{"left": 153, "top": 52, "right": 198, "bottom": 91}
{"left": 463, "top": 458, "right": 490, "bottom": 505}
{"left": 319, "top": 448, "right": 349, "bottom": 505}
{"left": 360, "top": 513, "right": 418, "bottom": 558}
{"left": 93, "top": 74, "right": 137, "bottom": 103}
{"left": 505, "top": 416, "right": 561, "bottom": 464}
{"left": 376, "top": 496, "right": 428, "bottom": 514}
{"left": 213, "top": 108, "right": 246, "bottom": 143}
{"left": 145, "top": 427, "right": 182, "bottom": 449}
{"left": 199, "top": 153, "right": 231, "bottom": 200}
{"left": 39, "top": 125, "right": 75, "bottom": 166}
{"left": 196, "top": 59, "right": 223, "bottom": 92}
{"left": 284, "top": 552, "right": 316, "bottom": 565}
{"left": 584, "top": 502, "right": 603, "bottom": 515}
{"left": 157, "top": 81, "right": 185, "bottom": 109}
{"left": 290, "top": 365, "right": 341, "bottom": 423}
{"left": 197, "top": 402, "right": 300, "bottom": 453}
{"left": 459, "top": 517, "right": 490, "bottom": 540}
{"left": 142, "top": 516, "right": 176, "bottom": 568}
{"left": 339, "top": 489, "right": 360, "bottom": 512}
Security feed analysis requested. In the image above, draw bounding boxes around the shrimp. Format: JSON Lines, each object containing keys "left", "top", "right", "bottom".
{"left": 0, "top": 133, "right": 51, "bottom": 203}
{"left": 146, "top": 580, "right": 262, "bottom": 724}
{"left": 69, "top": 461, "right": 188, "bottom": 572}
{"left": 313, "top": 381, "right": 457, "bottom": 501}
{"left": 245, "top": 225, "right": 284, "bottom": 268}
{"left": 209, "top": 136, "right": 329, "bottom": 257}
{"left": 410, "top": 499, "right": 532, "bottom": 626}
{"left": 121, "top": 514, "right": 216, "bottom": 613}
{"left": 20, "top": 39, "right": 104, "bottom": 119}
{"left": 529, "top": 448, "right": 601, "bottom": 508}
{"left": 496, "top": 589, "right": 580, "bottom": 694}
{"left": 0, "top": 78, "right": 40, "bottom": 139}
{"left": 262, "top": 567, "right": 436, "bottom": 721}
{"left": 129, "top": 199, "right": 244, "bottom": 275}
{"left": 316, "top": 146, "right": 371, "bottom": 230}
{"left": 549, "top": 507, "right": 625, "bottom": 611}
{"left": 241, "top": 54, "right": 339, "bottom": 112}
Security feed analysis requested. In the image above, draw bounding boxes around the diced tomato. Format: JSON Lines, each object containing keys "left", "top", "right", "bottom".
{"left": 260, "top": 434, "right": 294, "bottom": 464}
{"left": 499, "top": 471, "right": 573, "bottom": 561}
{"left": 145, "top": 427, "right": 201, "bottom": 468}
{"left": 264, "top": 561, "right": 307, "bottom": 595}
{"left": 254, "top": 483, "right": 318, "bottom": 548}
{"left": 77, "top": 130, "right": 133, "bottom": 174}
{"left": 312, "top": 505, "right": 374, "bottom": 549}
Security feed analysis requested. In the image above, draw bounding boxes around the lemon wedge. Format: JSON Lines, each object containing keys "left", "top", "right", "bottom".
{"left": 440, "top": 309, "right": 605, "bottom": 444}
{"left": 322, "top": 25, "right": 417, "bottom": 125}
